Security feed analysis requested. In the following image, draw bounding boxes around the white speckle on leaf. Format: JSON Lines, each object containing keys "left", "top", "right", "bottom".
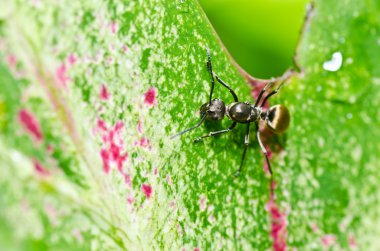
{"left": 373, "top": 77, "right": 380, "bottom": 86}
{"left": 318, "top": 137, "right": 325, "bottom": 147}
{"left": 346, "top": 57, "right": 353, "bottom": 64}
{"left": 323, "top": 52, "right": 343, "bottom": 72}
{"left": 349, "top": 96, "right": 356, "bottom": 103}
{"left": 346, "top": 113, "right": 353, "bottom": 119}
{"left": 351, "top": 146, "right": 362, "bottom": 162}
{"left": 199, "top": 194, "right": 207, "bottom": 212}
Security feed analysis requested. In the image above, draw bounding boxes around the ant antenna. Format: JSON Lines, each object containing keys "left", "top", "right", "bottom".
{"left": 260, "top": 81, "right": 285, "bottom": 108}
{"left": 253, "top": 81, "right": 274, "bottom": 107}
{"left": 170, "top": 114, "right": 207, "bottom": 140}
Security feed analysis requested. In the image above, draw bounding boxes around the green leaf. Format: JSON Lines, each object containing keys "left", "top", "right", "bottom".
{"left": 0, "top": 0, "right": 379, "bottom": 250}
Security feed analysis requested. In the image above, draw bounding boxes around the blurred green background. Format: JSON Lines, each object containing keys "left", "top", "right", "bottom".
{"left": 199, "top": 0, "right": 310, "bottom": 78}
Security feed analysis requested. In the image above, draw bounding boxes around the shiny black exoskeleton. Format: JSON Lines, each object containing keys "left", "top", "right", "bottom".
{"left": 171, "top": 48, "right": 290, "bottom": 177}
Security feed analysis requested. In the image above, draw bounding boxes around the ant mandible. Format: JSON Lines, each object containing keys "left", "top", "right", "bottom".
{"left": 171, "top": 48, "right": 290, "bottom": 178}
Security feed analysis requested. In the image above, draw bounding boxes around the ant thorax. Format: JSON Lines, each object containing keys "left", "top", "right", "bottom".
{"left": 226, "top": 102, "right": 261, "bottom": 123}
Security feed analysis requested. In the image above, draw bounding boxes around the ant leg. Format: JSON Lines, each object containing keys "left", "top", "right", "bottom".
{"left": 214, "top": 74, "right": 239, "bottom": 102}
{"left": 253, "top": 81, "right": 274, "bottom": 107}
{"left": 170, "top": 114, "right": 207, "bottom": 140}
{"left": 259, "top": 81, "right": 285, "bottom": 108}
{"left": 255, "top": 122, "right": 273, "bottom": 176}
{"left": 206, "top": 48, "right": 216, "bottom": 104}
{"left": 193, "top": 122, "right": 237, "bottom": 143}
{"left": 234, "top": 122, "right": 250, "bottom": 177}
{"left": 206, "top": 48, "right": 238, "bottom": 102}
{"left": 255, "top": 122, "right": 275, "bottom": 195}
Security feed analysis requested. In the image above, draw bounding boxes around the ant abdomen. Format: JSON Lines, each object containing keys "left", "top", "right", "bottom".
{"left": 266, "top": 105, "right": 290, "bottom": 134}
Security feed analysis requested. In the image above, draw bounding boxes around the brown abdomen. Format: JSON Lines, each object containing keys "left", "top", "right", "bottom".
{"left": 266, "top": 105, "right": 290, "bottom": 134}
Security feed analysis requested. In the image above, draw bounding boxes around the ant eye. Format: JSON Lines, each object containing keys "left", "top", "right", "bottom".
{"left": 266, "top": 105, "right": 290, "bottom": 134}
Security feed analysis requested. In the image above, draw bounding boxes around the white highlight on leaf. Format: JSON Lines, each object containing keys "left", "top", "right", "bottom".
{"left": 323, "top": 52, "right": 343, "bottom": 72}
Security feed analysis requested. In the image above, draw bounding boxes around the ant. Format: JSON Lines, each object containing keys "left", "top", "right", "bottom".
{"left": 171, "top": 48, "right": 290, "bottom": 178}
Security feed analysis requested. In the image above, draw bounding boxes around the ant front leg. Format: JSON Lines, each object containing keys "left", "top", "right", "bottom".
{"left": 206, "top": 48, "right": 216, "bottom": 104}
{"left": 234, "top": 122, "right": 250, "bottom": 177}
{"left": 214, "top": 75, "right": 239, "bottom": 102}
{"left": 206, "top": 48, "right": 239, "bottom": 103}
{"left": 193, "top": 122, "right": 237, "bottom": 143}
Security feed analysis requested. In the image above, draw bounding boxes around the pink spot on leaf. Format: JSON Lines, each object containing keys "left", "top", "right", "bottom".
{"left": 46, "top": 144, "right": 54, "bottom": 154}
{"left": 138, "top": 118, "right": 143, "bottom": 134}
{"left": 18, "top": 109, "right": 43, "bottom": 141}
{"left": 7, "top": 54, "right": 16, "bottom": 68}
{"left": 166, "top": 175, "right": 172, "bottom": 184}
{"left": 97, "top": 118, "right": 108, "bottom": 132}
{"left": 199, "top": 195, "right": 207, "bottom": 212}
{"left": 177, "top": 224, "right": 183, "bottom": 235}
{"left": 127, "top": 195, "right": 135, "bottom": 204}
{"left": 139, "top": 137, "right": 151, "bottom": 148}
{"left": 114, "top": 121, "right": 124, "bottom": 132}
{"left": 97, "top": 120, "right": 128, "bottom": 174}
{"left": 141, "top": 184, "right": 153, "bottom": 199}
{"left": 124, "top": 174, "right": 132, "bottom": 187}
{"left": 72, "top": 229, "right": 84, "bottom": 243}
{"left": 100, "top": 148, "right": 111, "bottom": 173}
{"left": 106, "top": 56, "right": 114, "bottom": 66}
{"left": 56, "top": 63, "right": 70, "bottom": 87}
{"left": 111, "top": 21, "right": 118, "bottom": 34}
{"left": 122, "top": 44, "right": 128, "bottom": 53}
{"left": 349, "top": 235, "right": 357, "bottom": 249}
{"left": 34, "top": 160, "right": 50, "bottom": 176}
{"left": 321, "top": 234, "right": 336, "bottom": 248}
{"left": 310, "top": 223, "right": 319, "bottom": 233}
{"left": 99, "top": 83, "right": 110, "bottom": 101}
{"left": 266, "top": 182, "right": 287, "bottom": 251}
{"left": 67, "top": 54, "right": 77, "bottom": 65}
{"left": 144, "top": 87, "right": 158, "bottom": 107}
{"left": 170, "top": 200, "right": 176, "bottom": 208}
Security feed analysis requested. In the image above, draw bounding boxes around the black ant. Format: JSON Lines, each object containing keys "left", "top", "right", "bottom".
{"left": 171, "top": 48, "right": 290, "bottom": 178}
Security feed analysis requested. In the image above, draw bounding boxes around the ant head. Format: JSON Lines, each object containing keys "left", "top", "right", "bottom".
{"left": 200, "top": 99, "right": 226, "bottom": 121}
{"left": 266, "top": 105, "right": 290, "bottom": 134}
